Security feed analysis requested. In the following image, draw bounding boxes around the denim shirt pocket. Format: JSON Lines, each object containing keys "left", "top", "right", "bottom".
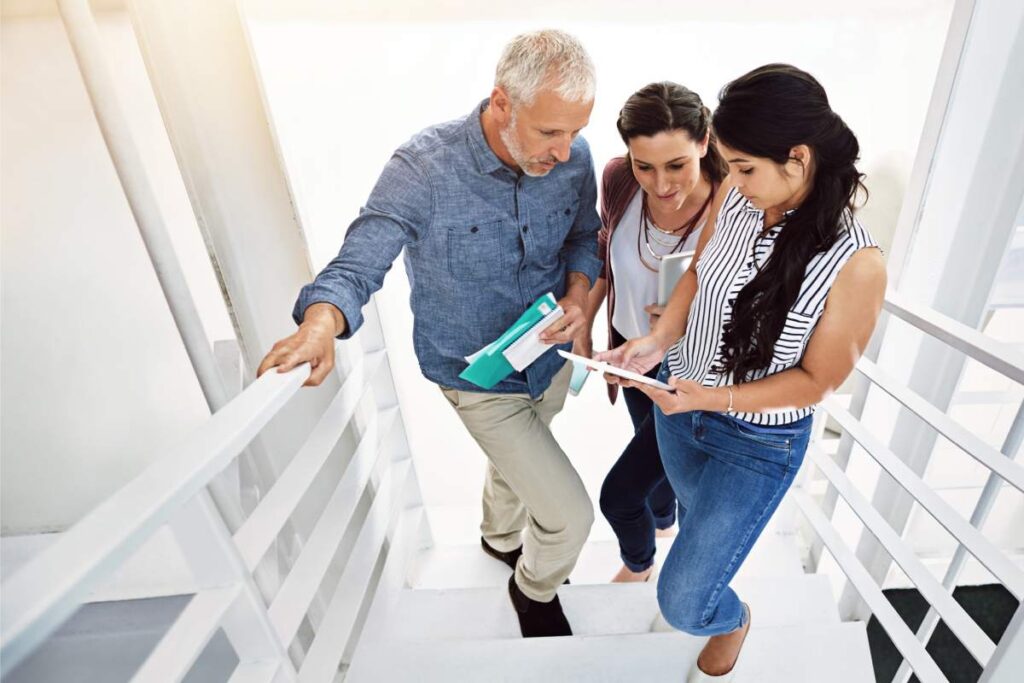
{"left": 537, "top": 196, "right": 580, "bottom": 266}
{"left": 447, "top": 219, "right": 508, "bottom": 281}
{"left": 770, "top": 310, "right": 817, "bottom": 366}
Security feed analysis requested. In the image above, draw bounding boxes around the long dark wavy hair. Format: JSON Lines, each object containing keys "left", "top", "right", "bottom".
{"left": 617, "top": 81, "right": 727, "bottom": 185}
{"left": 712, "top": 64, "right": 866, "bottom": 381}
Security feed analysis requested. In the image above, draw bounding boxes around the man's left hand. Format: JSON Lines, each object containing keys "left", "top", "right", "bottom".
{"left": 539, "top": 291, "right": 587, "bottom": 345}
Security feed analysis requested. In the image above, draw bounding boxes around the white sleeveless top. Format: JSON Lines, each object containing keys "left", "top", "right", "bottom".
{"left": 610, "top": 191, "right": 705, "bottom": 340}
{"left": 665, "top": 188, "right": 879, "bottom": 426}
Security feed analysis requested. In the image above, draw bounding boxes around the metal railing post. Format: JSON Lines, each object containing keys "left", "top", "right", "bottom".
{"left": 55, "top": 0, "right": 246, "bottom": 530}
{"left": 807, "top": 324, "right": 882, "bottom": 571}
{"left": 170, "top": 491, "right": 297, "bottom": 679}
{"left": 978, "top": 603, "right": 1024, "bottom": 683}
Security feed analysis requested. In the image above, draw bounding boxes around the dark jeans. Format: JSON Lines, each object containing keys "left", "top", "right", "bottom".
{"left": 599, "top": 330, "right": 678, "bottom": 572}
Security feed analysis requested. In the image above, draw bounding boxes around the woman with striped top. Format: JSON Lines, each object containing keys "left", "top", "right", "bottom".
{"left": 596, "top": 64, "right": 886, "bottom": 682}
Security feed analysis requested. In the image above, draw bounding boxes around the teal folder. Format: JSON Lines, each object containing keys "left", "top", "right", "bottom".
{"left": 459, "top": 293, "right": 559, "bottom": 390}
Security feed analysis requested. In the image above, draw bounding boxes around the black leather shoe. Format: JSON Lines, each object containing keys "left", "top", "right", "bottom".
{"left": 480, "top": 538, "right": 571, "bottom": 583}
{"left": 480, "top": 537, "right": 522, "bottom": 571}
{"left": 507, "top": 574, "right": 573, "bottom": 638}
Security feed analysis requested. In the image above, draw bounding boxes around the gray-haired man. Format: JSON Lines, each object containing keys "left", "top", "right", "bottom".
{"left": 259, "top": 30, "right": 600, "bottom": 637}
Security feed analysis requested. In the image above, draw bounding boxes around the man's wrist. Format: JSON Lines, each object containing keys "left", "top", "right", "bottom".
{"left": 565, "top": 272, "right": 590, "bottom": 307}
{"left": 303, "top": 302, "right": 346, "bottom": 336}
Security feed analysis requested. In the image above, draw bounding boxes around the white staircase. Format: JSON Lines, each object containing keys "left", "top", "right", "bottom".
{"left": 345, "top": 508, "right": 876, "bottom": 682}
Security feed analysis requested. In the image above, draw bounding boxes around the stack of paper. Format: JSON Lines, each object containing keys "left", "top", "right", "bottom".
{"left": 503, "top": 305, "right": 565, "bottom": 371}
{"left": 459, "top": 293, "right": 565, "bottom": 390}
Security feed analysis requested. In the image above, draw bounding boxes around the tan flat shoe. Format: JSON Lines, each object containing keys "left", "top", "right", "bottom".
{"left": 686, "top": 603, "right": 751, "bottom": 683}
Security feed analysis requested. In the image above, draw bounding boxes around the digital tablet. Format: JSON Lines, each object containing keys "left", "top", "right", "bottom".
{"left": 658, "top": 250, "right": 695, "bottom": 306}
{"left": 557, "top": 350, "right": 676, "bottom": 392}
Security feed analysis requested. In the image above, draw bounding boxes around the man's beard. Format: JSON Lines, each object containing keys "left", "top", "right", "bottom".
{"left": 499, "top": 110, "right": 557, "bottom": 177}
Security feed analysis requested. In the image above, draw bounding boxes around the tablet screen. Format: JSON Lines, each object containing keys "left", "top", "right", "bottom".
{"left": 557, "top": 350, "right": 676, "bottom": 392}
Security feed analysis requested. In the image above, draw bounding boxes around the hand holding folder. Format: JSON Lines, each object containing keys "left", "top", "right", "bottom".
{"left": 459, "top": 293, "right": 565, "bottom": 390}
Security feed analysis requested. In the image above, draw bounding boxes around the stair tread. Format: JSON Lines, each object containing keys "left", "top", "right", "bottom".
{"left": 411, "top": 531, "right": 805, "bottom": 590}
{"left": 349, "top": 622, "right": 874, "bottom": 682}
{"left": 387, "top": 574, "right": 837, "bottom": 641}
{"left": 425, "top": 504, "right": 794, "bottom": 546}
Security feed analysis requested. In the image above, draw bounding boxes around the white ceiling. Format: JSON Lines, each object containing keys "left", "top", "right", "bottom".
{"left": 1, "top": 0, "right": 953, "bottom": 22}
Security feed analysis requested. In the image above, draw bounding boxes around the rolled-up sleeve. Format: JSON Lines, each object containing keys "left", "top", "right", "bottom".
{"left": 293, "top": 151, "right": 433, "bottom": 337}
{"left": 560, "top": 142, "right": 603, "bottom": 286}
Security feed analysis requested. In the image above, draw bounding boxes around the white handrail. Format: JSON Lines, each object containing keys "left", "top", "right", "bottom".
{"left": 893, "top": 400, "right": 1024, "bottom": 683}
{"left": 822, "top": 398, "right": 1024, "bottom": 598}
{"left": 792, "top": 490, "right": 948, "bottom": 683}
{"left": 811, "top": 285, "right": 1024, "bottom": 576}
{"left": 233, "top": 351, "right": 384, "bottom": 569}
{"left": 0, "top": 364, "right": 308, "bottom": 676}
{"left": 130, "top": 585, "right": 243, "bottom": 682}
{"left": 352, "top": 508, "right": 427, "bottom": 651}
{"left": 807, "top": 446, "right": 996, "bottom": 665}
{"left": 24, "top": 4, "right": 419, "bottom": 681}
{"left": 299, "top": 461, "right": 413, "bottom": 681}
{"left": 267, "top": 408, "right": 398, "bottom": 644}
{"left": 883, "top": 291, "right": 1024, "bottom": 383}
{"left": 855, "top": 358, "right": 1024, "bottom": 492}
{"left": 798, "top": 292, "right": 1024, "bottom": 683}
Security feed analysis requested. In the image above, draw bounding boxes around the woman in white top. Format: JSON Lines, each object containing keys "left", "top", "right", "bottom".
{"left": 597, "top": 64, "right": 886, "bottom": 682}
{"left": 580, "top": 82, "right": 727, "bottom": 584}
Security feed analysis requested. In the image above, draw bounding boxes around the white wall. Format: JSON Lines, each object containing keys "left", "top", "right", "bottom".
{"left": 244, "top": 6, "right": 953, "bottom": 540}
{"left": 1, "top": 15, "right": 234, "bottom": 533}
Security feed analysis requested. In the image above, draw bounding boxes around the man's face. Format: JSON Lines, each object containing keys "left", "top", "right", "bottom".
{"left": 498, "top": 88, "right": 593, "bottom": 177}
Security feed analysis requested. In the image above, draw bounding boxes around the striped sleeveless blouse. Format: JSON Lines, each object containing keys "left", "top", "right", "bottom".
{"left": 664, "top": 187, "right": 879, "bottom": 426}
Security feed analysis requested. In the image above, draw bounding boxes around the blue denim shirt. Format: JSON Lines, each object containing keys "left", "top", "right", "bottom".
{"left": 294, "top": 100, "right": 602, "bottom": 398}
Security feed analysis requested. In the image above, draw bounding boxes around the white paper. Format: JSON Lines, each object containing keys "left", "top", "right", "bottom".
{"left": 502, "top": 306, "right": 565, "bottom": 372}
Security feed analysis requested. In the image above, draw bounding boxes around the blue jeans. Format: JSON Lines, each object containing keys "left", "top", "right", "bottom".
{"left": 653, "top": 370, "right": 812, "bottom": 636}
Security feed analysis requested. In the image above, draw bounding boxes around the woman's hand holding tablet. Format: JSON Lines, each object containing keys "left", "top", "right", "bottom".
{"left": 556, "top": 350, "right": 676, "bottom": 392}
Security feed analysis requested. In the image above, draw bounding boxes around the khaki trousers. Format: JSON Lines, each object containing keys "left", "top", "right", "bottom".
{"left": 441, "top": 362, "right": 593, "bottom": 602}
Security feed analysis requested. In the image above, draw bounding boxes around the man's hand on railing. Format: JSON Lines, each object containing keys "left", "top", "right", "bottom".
{"left": 257, "top": 303, "right": 346, "bottom": 387}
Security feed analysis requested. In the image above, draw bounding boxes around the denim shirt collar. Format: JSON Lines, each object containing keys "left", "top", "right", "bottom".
{"left": 467, "top": 98, "right": 512, "bottom": 177}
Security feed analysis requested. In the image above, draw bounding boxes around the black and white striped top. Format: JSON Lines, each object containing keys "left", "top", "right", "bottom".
{"left": 665, "top": 188, "right": 879, "bottom": 425}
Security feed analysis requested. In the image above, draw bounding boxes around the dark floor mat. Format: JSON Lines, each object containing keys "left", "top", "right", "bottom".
{"left": 867, "top": 584, "right": 1019, "bottom": 682}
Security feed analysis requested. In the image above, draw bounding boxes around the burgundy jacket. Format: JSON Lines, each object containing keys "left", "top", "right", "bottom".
{"left": 597, "top": 157, "right": 642, "bottom": 404}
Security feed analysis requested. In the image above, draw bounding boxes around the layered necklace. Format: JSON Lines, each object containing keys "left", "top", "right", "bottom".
{"left": 637, "top": 185, "right": 715, "bottom": 272}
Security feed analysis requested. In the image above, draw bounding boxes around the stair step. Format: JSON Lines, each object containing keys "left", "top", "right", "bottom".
{"left": 348, "top": 622, "right": 874, "bottom": 682}
{"left": 425, "top": 501, "right": 798, "bottom": 545}
{"left": 411, "top": 531, "right": 805, "bottom": 590}
{"left": 387, "top": 574, "right": 837, "bottom": 641}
